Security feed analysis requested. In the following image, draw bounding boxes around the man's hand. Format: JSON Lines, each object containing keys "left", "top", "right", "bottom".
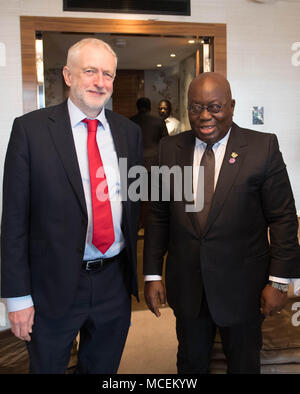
{"left": 144, "top": 280, "right": 166, "bottom": 317}
{"left": 8, "top": 306, "right": 35, "bottom": 342}
{"left": 260, "top": 284, "right": 288, "bottom": 317}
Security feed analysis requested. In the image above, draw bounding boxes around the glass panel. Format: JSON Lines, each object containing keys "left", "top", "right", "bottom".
{"left": 35, "top": 35, "right": 45, "bottom": 109}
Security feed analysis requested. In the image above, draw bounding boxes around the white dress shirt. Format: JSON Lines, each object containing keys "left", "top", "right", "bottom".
{"left": 165, "top": 116, "right": 181, "bottom": 136}
{"left": 6, "top": 98, "right": 124, "bottom": 312}
{"left": 68, "top": 98, "right": 124, "bottom": 261}
{"left": 145, "top": 129, "right": 300, "bottom": 295}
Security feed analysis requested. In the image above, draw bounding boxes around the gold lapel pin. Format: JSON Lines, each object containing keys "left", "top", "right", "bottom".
{"left": 229, "top": 152, "right": 238, "bottom": 164}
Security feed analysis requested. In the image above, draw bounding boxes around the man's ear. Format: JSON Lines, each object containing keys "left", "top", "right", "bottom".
{"left": 231, "top": 99, "right": 236, "bottom": 116}
{"left": 62, "top": 66, "right": 71, "bottom": 87}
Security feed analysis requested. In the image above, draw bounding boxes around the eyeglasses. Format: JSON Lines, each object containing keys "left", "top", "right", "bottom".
{"left": 188, "top": 102, "right": 227, "bottom": 115}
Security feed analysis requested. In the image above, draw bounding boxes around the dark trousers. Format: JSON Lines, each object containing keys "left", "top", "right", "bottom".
{"left": 139, "top": 171, "right": 151, "bottom": 229}
{"left": 26, "top": 258, "right": 131, "bottom": 374}
{"left": 175, "top": 293, "right": 263, "bottom": 374}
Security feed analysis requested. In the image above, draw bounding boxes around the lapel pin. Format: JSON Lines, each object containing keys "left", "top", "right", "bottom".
{"left": 229, "top": 152, "right": 238, "bottom": 164}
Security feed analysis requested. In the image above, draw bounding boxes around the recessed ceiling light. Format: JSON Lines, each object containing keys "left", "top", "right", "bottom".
{"left": 170, "top": 53, "right": 176, "bottom": 57}
{"left": 188, "top": 40, "right": 195, "bottom": 44}
{"left": 157, "top": 64, "right": 162, "bottom": 67}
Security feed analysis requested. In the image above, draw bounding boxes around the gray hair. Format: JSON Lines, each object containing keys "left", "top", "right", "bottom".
{"left": 66, "top": 38, "right": 118, "bottom": 70}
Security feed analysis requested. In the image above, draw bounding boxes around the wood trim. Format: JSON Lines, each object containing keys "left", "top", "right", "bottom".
{"left": 196, "top": 48, "right": 200, "bottom": 75}
{"left": 20, "top": 16, "right": 226, "bottom": 114}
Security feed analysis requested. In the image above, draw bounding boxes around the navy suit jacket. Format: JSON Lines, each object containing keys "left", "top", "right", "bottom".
{"left": 1, "top": 101, "right": 143, "bottom": 317}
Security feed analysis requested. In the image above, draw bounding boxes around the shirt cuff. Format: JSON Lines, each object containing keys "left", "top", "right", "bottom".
{"left": 291, "top": 279, "right": 300, "bottom": 296}
{"left": 6, "top": 295, "right": 34, "bottom": 312}
{"left": 269, "top": 276, "right": 300, "bottom": 296}
{"left": 268, "top": 276, "right": 290, "bottom": 284}
{"left": 144, "top": 275, "right": 162, "bottom": 282}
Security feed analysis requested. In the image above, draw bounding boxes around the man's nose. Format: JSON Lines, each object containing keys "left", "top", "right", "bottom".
{"left": 199, "top": 107, "right": 212, "bottom": 120}
{"left": 94, "top": 72, "right": 104, "bottom": 87}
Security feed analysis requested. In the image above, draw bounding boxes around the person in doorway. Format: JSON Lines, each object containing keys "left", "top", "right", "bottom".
{"left": 144, "top": 72, "right": 300, "bottom": 373}
{"left": 158, "top": 99, "right": 181, "bottom": 136}
{"left": 131, "top": 97, "right": 168, "bottom": 229}
{"left": 131, "top": 97, "right": 168, "bottom": 171}
{"left": 1, "top": 38, "right": 142, "bottom": 374}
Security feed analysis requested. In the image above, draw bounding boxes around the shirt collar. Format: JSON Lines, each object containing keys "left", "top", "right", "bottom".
{"left": 67, "top": 98, "right": 108, "bottom": 130}
{"left": 195, "top": 127, "right": 231, "bottom": 148}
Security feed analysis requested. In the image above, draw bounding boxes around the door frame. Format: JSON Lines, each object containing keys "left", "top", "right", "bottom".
{"left": 20, "top": 16, "right": 226, "bottom": 114}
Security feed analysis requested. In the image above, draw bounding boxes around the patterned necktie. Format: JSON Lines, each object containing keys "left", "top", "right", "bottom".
{"left": 83, "top": 118, "right": 115, "bottom": 254}
{"left": 198, "top": 143, "right": 215, "bottom": 234}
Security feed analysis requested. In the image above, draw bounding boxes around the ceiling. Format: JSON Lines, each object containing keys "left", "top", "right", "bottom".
{"left": 42, "top": 32, "right": 200, "bottom": 71}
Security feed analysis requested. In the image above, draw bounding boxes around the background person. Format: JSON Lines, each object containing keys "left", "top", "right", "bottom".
{"left": 131, "top": 97, "right": 167, "bottom": 229}
{"left": 158, "top": 99, "right": 181, "bottom": 136}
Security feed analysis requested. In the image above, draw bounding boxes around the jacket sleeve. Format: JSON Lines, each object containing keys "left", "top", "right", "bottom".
{"left": 143, "top": 137, "right": 170, "bottom": 276}
{"left": 260, "top": 134, "right": 300, "bottom": 277}
{"left": 1, "top": 117, "right": 32, "bottom": 297}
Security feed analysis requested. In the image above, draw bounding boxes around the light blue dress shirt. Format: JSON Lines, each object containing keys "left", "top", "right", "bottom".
{"left": 6, "top": 99, "right": 124, "bottom": 312}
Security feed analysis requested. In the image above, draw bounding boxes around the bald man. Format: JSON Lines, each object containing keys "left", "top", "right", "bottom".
{"left": 1, "top": 38, "right": 142, "bottom": 373}
{"left": 158, "top": 99, "right": 181, "bottom": 136}
{"left": 143, "top": 72, "right": 300, "bottom": 373}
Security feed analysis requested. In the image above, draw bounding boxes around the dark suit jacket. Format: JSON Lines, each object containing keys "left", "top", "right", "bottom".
{"left": 130, "top": 112, "right": 168, "bottom": 171}
{"left": 143, "top": 122, "right": 300, "bottom": 326}
{"left": 1, "top": 101, "right": 143, "bottom": 318}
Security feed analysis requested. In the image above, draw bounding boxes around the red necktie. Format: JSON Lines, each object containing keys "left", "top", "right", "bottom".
{"left": 83, "top": 118, "right": 115, "bottom": 254}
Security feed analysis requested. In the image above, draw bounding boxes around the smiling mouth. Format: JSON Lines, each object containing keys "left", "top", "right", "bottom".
{"left": 87, "top": 90, "right": 106, "bottom": 96}
{"left": 199, "top": 125, "right": 216, "bottom": 133}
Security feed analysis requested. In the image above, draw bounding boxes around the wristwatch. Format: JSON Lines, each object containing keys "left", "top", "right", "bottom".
{"left": 268, "top": 280, "right": 289, "bottom": 293}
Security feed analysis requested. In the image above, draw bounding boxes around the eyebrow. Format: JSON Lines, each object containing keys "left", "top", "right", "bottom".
{"left": 82, "top": 66, "right": 115, "bottom": 74}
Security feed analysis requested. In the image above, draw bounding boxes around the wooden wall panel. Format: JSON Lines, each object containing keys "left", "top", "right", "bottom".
{"left": 20, "top": 16, "right": 226, "bottom": 114}
{"left": 113, "top": 70, "right": 144, "bottom": 119}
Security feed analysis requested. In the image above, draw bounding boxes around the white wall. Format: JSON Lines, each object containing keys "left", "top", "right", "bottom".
{"left": 0, "top": 0, "right": 300, "bottom": 329}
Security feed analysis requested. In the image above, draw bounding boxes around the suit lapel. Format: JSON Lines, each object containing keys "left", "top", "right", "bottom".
{"left": 105, "top": 110, "right": 129, "bottom": 228}
{"left": 105, "top": 110, "right": 128, "bottom": 161}
{"left": 47, "top": 101, "right": 88, "bottom": 218}
{"left": 176, "top": 131, "right": 201, "bottom": 237}
{"left": 203, "top": 122, "right": 248, "bottom": 236}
